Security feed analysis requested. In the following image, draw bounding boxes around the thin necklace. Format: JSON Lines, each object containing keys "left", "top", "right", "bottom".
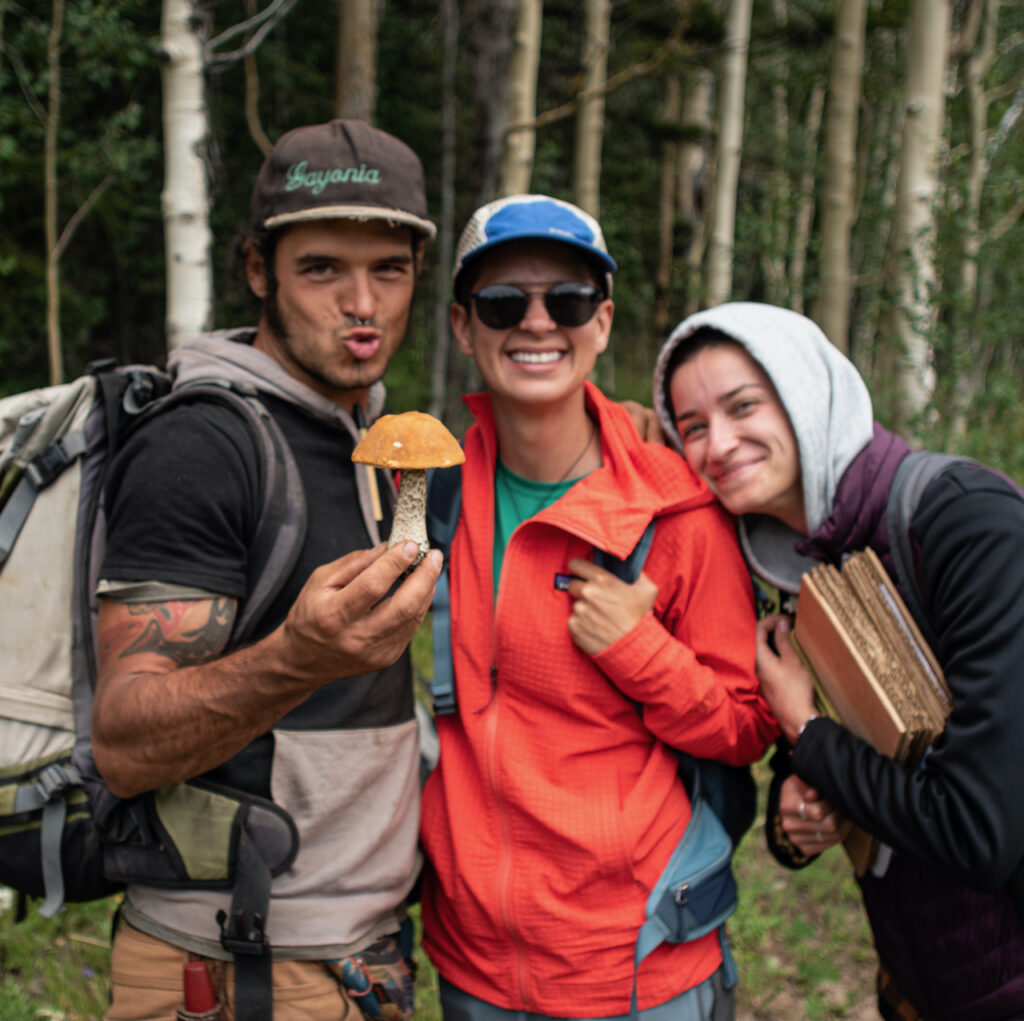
{"left": 556, "top": 417, "right": 597, "bottom": 483}
{"left": 500, "top": 418, "right": 598, "bottom": 525}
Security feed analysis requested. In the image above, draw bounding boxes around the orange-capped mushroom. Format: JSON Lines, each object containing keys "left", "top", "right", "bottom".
{"left": 352, "top": 411, "right": 464, "bottom": 560}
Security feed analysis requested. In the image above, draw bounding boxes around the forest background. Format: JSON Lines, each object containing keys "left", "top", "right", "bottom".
{"left": 3, "top": 0, "right": 1024, "bottom": 474}
{"left": 1, "top": 0, "right": 1022, "bottom": 1017}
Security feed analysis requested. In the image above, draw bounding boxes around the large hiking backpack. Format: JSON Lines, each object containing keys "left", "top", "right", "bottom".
{"left": 0, "top": 360, "right": 306, "bottom": 931}
{"left": 424, "top": 465, "right": 755, "bottom": 1011}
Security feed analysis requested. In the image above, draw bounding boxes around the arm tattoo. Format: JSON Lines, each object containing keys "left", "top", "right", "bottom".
{"left": 121, "top": 598, "right": 234, "bottom": 667}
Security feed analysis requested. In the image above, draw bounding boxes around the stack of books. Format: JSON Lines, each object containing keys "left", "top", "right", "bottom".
{"left": 791, "top": 548, "right": 951, "bottom": 875}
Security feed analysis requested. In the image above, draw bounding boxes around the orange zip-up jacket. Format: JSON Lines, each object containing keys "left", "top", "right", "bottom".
{"left": 421, "top": 384, "right": 778, "bottom": 1016}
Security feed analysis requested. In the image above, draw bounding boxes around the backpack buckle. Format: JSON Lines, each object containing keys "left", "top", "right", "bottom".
{"left": 217, "top": 908, "right": 268, "bottom": 956}
{"left": 673, "top": 881, "right": 690, "bottom": 907}
{"left": 35, "top": 763, "right": 73, "bottom": 802}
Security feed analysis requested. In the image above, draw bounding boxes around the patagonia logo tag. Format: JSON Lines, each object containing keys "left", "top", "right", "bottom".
{"left": 554, "top": 573, "right": 574, "bottom": 591}
{"left": 284, "top": 160, "right": 381, "bottom": 195}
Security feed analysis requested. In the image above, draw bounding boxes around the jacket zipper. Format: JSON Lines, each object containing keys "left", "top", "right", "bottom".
{"left": 485, "top": 555, "right": 531, "bottom": 1008}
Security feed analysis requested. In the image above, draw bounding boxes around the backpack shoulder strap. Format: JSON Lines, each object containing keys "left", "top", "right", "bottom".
{"left": 122, "top": 378, "right": 304, "bottom": 1021}
{"left": 593, "top": 519, "right": 657, "bottom": 583}
{"left": 426, "top": 466, "right": 463, "bottom": 716}
{"left": 152, "top": 380, "right": 308, "bottom": 645}
{"left": 886, "top": 451, "right": 974, "bottom": 648}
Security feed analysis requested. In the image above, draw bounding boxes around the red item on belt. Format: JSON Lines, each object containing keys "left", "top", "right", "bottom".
{"left": 178, "top": 960, "right": 221, "bottom": 1020}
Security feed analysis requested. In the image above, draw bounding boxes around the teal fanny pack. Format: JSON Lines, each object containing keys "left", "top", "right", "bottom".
{"left": 631, "top": 767, "right": 739, "bottom": 1017}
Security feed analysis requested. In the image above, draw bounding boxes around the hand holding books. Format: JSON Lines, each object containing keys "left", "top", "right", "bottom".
{"left": 789, "top": 549, "right": 950, "bottom": 875}
{"left": 756, "top": 614, "right": 852, "bottom": 858}
{"left": 754, "top": 613, "right": 818, "bottom": 746}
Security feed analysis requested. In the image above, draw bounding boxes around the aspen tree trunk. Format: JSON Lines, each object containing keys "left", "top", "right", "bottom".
{"left": 812, "top": 0, "right": 867, "bottom": 351}
{"left": 704, "top": 0, "right": 752, "bottom": 307}
{"left": 500, "top": 0, "right": 542, "bottom": 195}
{"left": 678, "top": 69, "right": 713, "bottom": 316}
{"left": 655, "top": 75, "right": 681, "bottom": 337}
{"left": 573, "top": 0, "right": 610, "bottom": 217}
{"left": 160, "top": 0, "right": 213, "bottom": 349}
{"left": 789, "top": 84, "right": 825, "bottom": 315}
{"left": 44, "top": 0, "right": 63, "bottom": 385}
{"left": 948, "top": 0, "right": 998, "bottom": 442}
{"left": 469, "top": 0, "right": 517, "bottom": 204}
{"left": 762, "top": 0, "right": 790, "bottom": 306}
{"left": 853, "top": 77, "right": 903, "bottom": 381}
{"left": 336, "top": 0, "right": 378, "bottom": 122}
{"left": 430, "top": 0, "right": 459, "bottom": 421}
{"left": 887, "top": 0, "right": 951, "bottom": 432}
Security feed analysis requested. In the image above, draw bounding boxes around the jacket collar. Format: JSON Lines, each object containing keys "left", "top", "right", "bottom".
{"left": 462, "top": 380, "right": 714, "bottom": 560}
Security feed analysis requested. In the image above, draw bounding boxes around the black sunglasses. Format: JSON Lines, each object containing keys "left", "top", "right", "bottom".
{"left": 470, "top": 282, "right": 604, "bottom": 330}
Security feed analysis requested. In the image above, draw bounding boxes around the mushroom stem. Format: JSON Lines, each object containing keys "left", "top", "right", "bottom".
{"left": 389, "top": 468, "right": 429, "bottom": 562}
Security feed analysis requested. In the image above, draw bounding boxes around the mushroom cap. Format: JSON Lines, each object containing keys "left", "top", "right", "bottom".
{"left": 351, "top": 411, "right": 465, "bottom": 470}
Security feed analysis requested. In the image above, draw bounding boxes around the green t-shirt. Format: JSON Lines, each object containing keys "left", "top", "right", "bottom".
{"left": 493, "top": 460, "right": 581, "bottom": 599}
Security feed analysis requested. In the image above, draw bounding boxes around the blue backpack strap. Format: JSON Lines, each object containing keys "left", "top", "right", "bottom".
{"left": 426, "top": 466, "right": 463, "bottom": 716}
{"left": 593, "top": 519, "right": 657, "bottom": 583}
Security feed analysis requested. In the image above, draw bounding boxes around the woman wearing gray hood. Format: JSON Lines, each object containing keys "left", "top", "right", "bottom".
{"left": 652, "top": 302, "right": 1024, "bottom": 1021}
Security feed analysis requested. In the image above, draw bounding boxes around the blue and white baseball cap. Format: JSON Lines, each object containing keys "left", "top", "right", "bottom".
{"left": 452, "top": 194, "right": 617, "bottom": 297}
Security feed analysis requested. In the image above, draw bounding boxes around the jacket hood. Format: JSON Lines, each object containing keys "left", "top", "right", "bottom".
{"left": 463, "top": 380, "right": 713, "bottom": 561}
{"left": 169, "top": 327, "right": 387, "bottom": 431}
{"left": 168, "top": 327, "right": 392, "bottom": 546}
{"left": 652, "top": 302, "right": 874, "bottom": 592}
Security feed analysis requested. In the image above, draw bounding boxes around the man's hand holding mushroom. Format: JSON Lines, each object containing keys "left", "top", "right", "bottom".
{"left": 256, "top": 410, "right": 465, "bottom": 691}
{"left": 352, "top": 410, "right": 466, "bottom": 563}
{"left": 273, "top": 540, "right": 443, "bottom": 686}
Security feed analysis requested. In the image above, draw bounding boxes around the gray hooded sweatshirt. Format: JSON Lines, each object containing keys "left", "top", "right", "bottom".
{"left": 651, "top": 302, "right": 874, "bottom": 593}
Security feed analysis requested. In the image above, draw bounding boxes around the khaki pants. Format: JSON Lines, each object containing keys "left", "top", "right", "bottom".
{"left": 106, "top": 921, "right": 363, "bottom": 1021}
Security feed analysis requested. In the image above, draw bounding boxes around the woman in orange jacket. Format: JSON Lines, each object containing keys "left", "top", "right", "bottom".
{"left": 419, "top": 195, "right": 777, "bottom": 1021}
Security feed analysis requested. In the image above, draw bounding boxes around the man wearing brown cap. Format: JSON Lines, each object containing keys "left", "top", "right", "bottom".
{"left": 92, "top": 120, "right": 441, "bottom": 1020}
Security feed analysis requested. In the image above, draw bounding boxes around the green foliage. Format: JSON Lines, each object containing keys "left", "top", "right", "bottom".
{"left": 0, "top": 0, "right": 164, "bottom": 388}
{"left": 3, "top": 0, "right": 1021, "bottom": 450}
{"left": 0, "top": 891, "right": 114, "bottom": 1017}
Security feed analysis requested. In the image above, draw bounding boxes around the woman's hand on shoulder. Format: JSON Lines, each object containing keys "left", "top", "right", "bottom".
{"left": 755, "top": 613, "right": 818, "bottom": 744}
{"left": 565, "top": 558, "right": 658, "bottom": 656}
{"left": 620, "top": 400, "right": 667, "bottom": 445}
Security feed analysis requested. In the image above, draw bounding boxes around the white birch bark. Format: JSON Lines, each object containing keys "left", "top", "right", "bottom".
{"left": 160, "top": 0, "right": 213, "bottom": 349}
{"left": 573, "top": 0, "right": 610, "bottom": 217}
{"left": 887, "top": 0, "right": 951, "bottom": 429}
{"left": 705, "top": 0, "right": 752, "bottom": 307}
{"left": 500, "top": 0, "right": 542, "bottom": 196}
{"left": 813, "top": 0, "right": 868, "bottom": 352}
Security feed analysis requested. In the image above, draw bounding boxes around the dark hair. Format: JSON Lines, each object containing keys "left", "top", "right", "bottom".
{"left": 661, "top": 327, "right": 740, "bottom": 424}
{"left": 234, "top": 223, "right": 426, "bottom": 312}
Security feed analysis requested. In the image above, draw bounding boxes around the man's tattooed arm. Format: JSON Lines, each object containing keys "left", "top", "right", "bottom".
{"left": 117, "top": 598, "right": 235, "bottom": 667}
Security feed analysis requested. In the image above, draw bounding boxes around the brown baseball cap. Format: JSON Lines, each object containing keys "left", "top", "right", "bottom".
{"left": 250, "top": 119, "right": 436, "bottom": 238}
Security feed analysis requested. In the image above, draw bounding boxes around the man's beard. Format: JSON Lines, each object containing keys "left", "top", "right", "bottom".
{"left": 263, "top": 284, "right": 381, "bottom": 394}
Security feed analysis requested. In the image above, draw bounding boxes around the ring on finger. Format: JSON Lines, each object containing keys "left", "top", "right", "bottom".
{"left": 799, "top": 800, "right": 807, "bottom": 821}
